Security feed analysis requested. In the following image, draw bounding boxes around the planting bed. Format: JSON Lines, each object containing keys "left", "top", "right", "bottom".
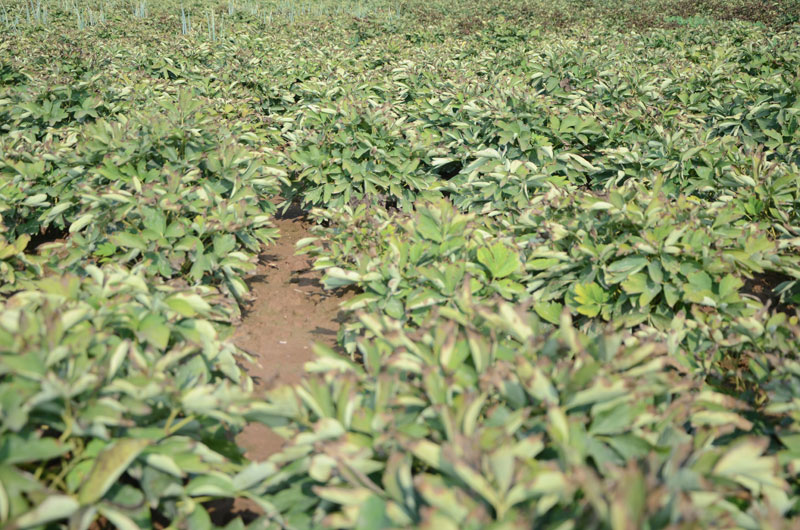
{"left": 2, "top": 0, "right": 800, "bottom": 528}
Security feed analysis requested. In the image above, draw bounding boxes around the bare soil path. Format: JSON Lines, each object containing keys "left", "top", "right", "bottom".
{"left": 208, "top": 205, "right": 350, "bottom": 524}
{"left": 234, "top": 204, "right": 349, "bottom": 459}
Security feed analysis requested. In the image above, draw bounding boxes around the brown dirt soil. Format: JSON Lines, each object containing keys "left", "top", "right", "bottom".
{"left": 236, "top": 203, "right": 350, "bottom": 458}
{"left": 206, "top": 204, "right": 350, "bottom": 525}
{"left": 742, "top": 270, "right": 797, "bottom": 314}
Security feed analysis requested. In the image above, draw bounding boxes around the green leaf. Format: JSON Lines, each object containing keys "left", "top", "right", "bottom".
{"left": 547, "top": 407, "right": 570, "bottom": 446}
{"left": 477, "top": 242, "right": 520, "bottom": 279}
{"left": 22, "top": 193, "right": 49, "bottom": 207}
{"left": 78, "top": 439, "right": 150, "bottom": 505}
{"left": 573, "top": 282, "right": 609, "bottom": 317}
{"left": 94, "top": 242, "right": 117, "bottom": 257}
{"left": 13, "top": 495, "right": 79, "bottom": 528}
{"left": 142, "top": 207, "right": 167, "bottom": 235}
{"left": 534, "top": 301, "right": 563, "bottom": 324}
{"left": 185, "top": 505, "right": 213, "bottom": 530}
{"left": 528, "top": 258, "right": 560, "bottom": 271}
{"left": 138, "top": 313, "right": 170, "bottom": 350}
{"left": 98, "top": 505, "right": 141, "bottom": 530}
{"left": 409, "top": 440, "right": 442, "bottom": 470}
{"left": 647, "top": 261, "right": 664, "bottom": 284}
{"left": 0, "top": 435, "right": 71, "bottom": 464}
{"left": 713, "top": 438, "right": 785, "bottom": 492}
{"left": 213, "top": 234, "right": 236, "bottom": 257}
{"left": 110, "top": 232, "right": 147, "bottom": 251}
{"left": 663, "top": 283, "right": 680, "bottom": 307}
{"left": 69, "top": 213, "right": 95, "bottom": 234}
{"left": 718, "top": 274, "right": 743, "bottom": 300}
{"left": 233, "top": 461, "right": 278, "bottom": 490}
{"left": 356, "top": 495, "right": 390, "bottom": 530}
{"left": 621, "top": 273, "right": 648, "bottom": 294}
{"left": 417, "top": 213, "right": 442, "bottom": 242}
{"left": 186, "top": 474, "right": 236, "bottom": 497}
{"left": 687, "top": 270, "right": 712, "bottom": 292}
{"left": 607, "top": 256, "right": 648, "bottom": 277}
{"left": 165, "top": 293, "right": 211, "bottom": 317}
{"left": 324, "top": 267, "right": 361, "bottom": 288}
{"left": 0, "top": 479, "right": 7, "bottom": 523}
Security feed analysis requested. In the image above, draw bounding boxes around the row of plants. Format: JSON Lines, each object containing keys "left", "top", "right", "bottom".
{"left": 258, "top": 2, "right": 800, "bottom": 527}
{"left": 255, "top": 296, "right": 800, "bottom": 527}
{"left": 301, "top": 184, "right": 798, "bottom": 334}
{"left": 2, "top": 30, "right": 289, "bottom": 526}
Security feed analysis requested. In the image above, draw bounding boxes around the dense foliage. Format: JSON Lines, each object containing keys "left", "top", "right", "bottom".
{"left": 1, "top": 0, "right": 800, "bottom": 527}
